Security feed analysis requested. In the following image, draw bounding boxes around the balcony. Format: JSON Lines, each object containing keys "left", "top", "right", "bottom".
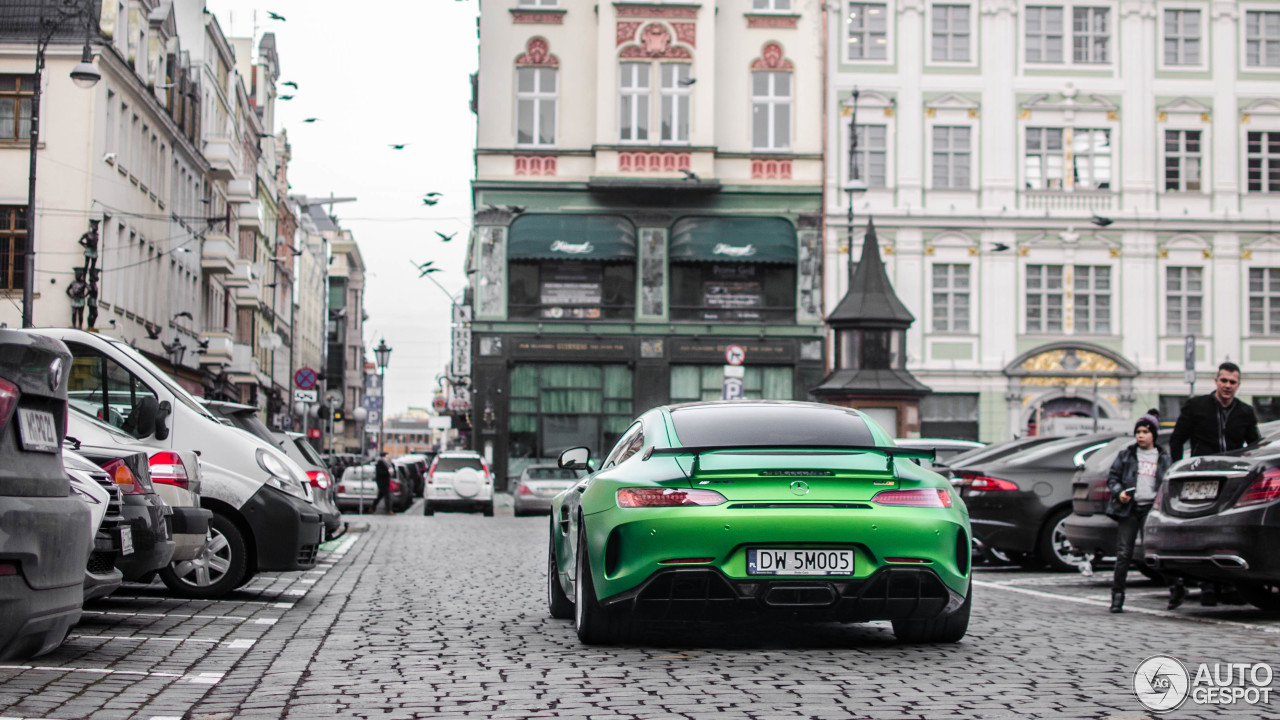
{"left": 226, "top": 342, "right": 260, "bottom": 383}
{"left": 227, "top": 177, "right": 254, "bottom": 204}
{"left": 233, "top": 283, "right": 261, "bottom": 307}
{"left": 224, "top": 260, "right": 253, "bottom": 288}
{"left": 1020, "top": 190, "right": 1117, "bottom": 213}
{"left": 203, "top": 137, "right": 239, "bottom": 181}
{"left": 237, "top": 199, "right": 264, "bottom": 231}
{"left": 197, "top": 331, "right": 234, "bottom": 366}
{"left": 200, "top": 232, "right": 236, "bottom": 274}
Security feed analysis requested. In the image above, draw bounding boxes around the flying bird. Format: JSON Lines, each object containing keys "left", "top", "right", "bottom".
{"left": 196, "top": 338, "right": 210, "bottom": 350}
{"left": 506, "top": 205, "right": 526, "bottom": 214}
{"left": 679, "top": 77, "right": 696, "bottom": 87}
{"left": 282, "top": 81, "right": 298, "bottom": 89}
{"left": 436, "top": 231, "right": 456, "bottom": 242}
{"left": 389, "top": 143, "right": 409, "bottom": 150}
{"left": 679, "top": 168, "right": 699, "bottom": 181}
{"left": 1091, "top": 214, "right": 1114, "bottom": 227}
{"left": 145, "top": 326, "right": 161, "bottom": 340}
{"left": 412, "top": 260, "right": 440, "bottom": 277}
{"left": 267, "top": 11, "right": 285, "bottom": 21}
{"left": 301, "top": 117, "right": 319, "bottom": 123}
{"left": 992, "top": 242, "right": 1011, "bottom": 252}
{"left": 172, "top": 311, "right": 193, "bottom": 321}
{"left": 424, "top": 192, "right": 442, "bottom": 197}
{"left": 280, "top": 94, "right": 294, "bottom": 100}
{"left": 422, "top": 197, "right": 440, "bottom": 206}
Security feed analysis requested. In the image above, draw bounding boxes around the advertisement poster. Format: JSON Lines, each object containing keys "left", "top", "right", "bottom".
{"left": 541, "top": 263, "right": 602, "bottom": 319}
{"left": 702, "top": 264, "right": 761, "bottom": 321}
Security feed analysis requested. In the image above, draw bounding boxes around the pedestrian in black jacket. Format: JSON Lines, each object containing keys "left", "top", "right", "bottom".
{"left": 374, "top": 452, "right": 394, "bottom": 515}
{"left": 1106, "top": 414, "right": 1170, "bottom": 613}
{"left": 1169, "top": 362, "right": 1260, "bottom": 461}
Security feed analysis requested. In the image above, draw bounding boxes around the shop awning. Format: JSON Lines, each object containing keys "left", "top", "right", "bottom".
{"left": 669, "top": 217, "right": 797, "bottom": 264}
{"left": 508, "top": 214, "right": 637, "bottom": 261}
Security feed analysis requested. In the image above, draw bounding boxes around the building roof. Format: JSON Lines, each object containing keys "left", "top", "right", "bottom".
{"left": 827, "top": 218, "right": 915, "bottom": 328}
{"left": 809, "top": 368, "right": 932, "bottom": 397}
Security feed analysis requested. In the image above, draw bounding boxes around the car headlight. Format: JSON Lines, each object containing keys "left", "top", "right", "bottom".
{"left": 256, "top": 448, "right": 310, "bottom": 501}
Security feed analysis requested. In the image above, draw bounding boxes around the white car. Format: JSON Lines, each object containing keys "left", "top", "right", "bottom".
{"left": 424, "top": 451, "right": 494, "bottom": 517}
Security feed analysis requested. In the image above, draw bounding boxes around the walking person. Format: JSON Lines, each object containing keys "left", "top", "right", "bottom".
{"left": 373, "top": 452, "right": 394, "bottom": 515}
{"left": 1107, "top": 414, "right": 1170, "bottom": 613}
{"left": 1165, "top": 361, "right": 1261, "bottom": 608}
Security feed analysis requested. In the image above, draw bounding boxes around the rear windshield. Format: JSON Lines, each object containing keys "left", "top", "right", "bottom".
{"left": 293, "top": 437, "right": 326, "bottom": 467}
{"left": 670, "top": 404, "right": 876, "bottom": 448}
{"left": 527, "top": 468, "right": 578, "bottom": 480}
{"left": 436, "top": 456, "right": 483, "bottom": 472}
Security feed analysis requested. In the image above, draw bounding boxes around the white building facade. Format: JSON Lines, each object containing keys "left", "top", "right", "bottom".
{"left": 824, "top": 0, "right": 1280, "bottom": 440}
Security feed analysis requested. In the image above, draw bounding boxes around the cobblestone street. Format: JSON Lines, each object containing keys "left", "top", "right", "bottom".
{"left": 2, "top": 503, "right": 1277, "bottom": 719}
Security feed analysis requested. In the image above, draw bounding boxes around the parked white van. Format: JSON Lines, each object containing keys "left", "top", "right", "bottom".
{"left": 30, "top": 329, "right": 324, "bottom": 599}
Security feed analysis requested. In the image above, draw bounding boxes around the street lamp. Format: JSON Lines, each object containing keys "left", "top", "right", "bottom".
{"left": 23, "top": 2, "right": 100, "bottom": 328}
{"left": 373, "top": 339, "right": 392, "bottom": 458}
{"left": 845, "top": 87, "right": 866, "bottom": 288}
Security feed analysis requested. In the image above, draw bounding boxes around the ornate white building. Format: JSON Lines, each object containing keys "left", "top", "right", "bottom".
{"left": 824, "top": 0, "right": 1280, "bottom": 440}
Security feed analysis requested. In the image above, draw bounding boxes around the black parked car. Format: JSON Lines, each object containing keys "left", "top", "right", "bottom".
{"left": 1144, "top": 448, "right": 1280, "bottom": 611}
{"left": 71, "top": 442, "right": 175, "bottom": 583}
{"left": 932, "top": 435, "right": 1062, "bottom": 482}
{"left": 0, "top": 330, "right": 92, "bottom": 660}
{"left": 956, "top": 432, "right": 1120, "bottom": 571}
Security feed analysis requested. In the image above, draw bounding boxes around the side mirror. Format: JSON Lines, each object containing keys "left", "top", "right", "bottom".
{"left": 559, "top": 446, "right": 590, "bottom": 470}
{"left": 124, "top": 396, "right": 158, "bottom": 438}
{"left": 154, "top": 400, "right": 172, "bottom": 441}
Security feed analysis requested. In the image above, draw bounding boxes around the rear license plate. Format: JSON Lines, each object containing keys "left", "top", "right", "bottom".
{"left": 747, "top": 549, "right": 854, "bottom": 576}
{"left": 119, "top": 525, "right": 134, "bottom": 556}
{"left": 16, "top": 408, "right": 59, "bottom": 453}
{"left": 1181, "top": 480, "right": 1219, "bottom": 501}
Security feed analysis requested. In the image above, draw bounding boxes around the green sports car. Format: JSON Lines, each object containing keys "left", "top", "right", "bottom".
{"left": 546, "top": 401, "right": 973, "bottom": 645}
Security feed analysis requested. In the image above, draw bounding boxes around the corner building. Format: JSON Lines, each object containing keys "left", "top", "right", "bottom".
{"left": 470, "top": 1, "right": 826, "bottom": 480}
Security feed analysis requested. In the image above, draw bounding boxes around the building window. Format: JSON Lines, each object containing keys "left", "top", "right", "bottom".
{"left": 1164, "top": 130, "right": 1202, "bottom": 192}
{"left": 516, "top": 67, "right": 556, "bottom": 147}
{"left": 619, "top": 63, "right": 650, "bottom": 143}
{"left": 517, "top": 0, "right": 558, "bottom": 6}
{"left": 753, "top": 0, "right": 792, "bottom": 10}
{"left": 852, "top": 124, "right": 888, "bottom": 187}
{"left": 0, "top": 206, "right": 27, "bottom": 291}
{"left": 508, "top": 261, "right": 636, "bottom": 321}
{"left": 1247, "top": 131, "right": 1280, "bottom": 193}
{"left": 1072, "top": 7, "right": 1109, "bottom": 64}
{"left": 847, "top": 3, "right": 889, "bottom": 60}
{"left": 1025, "top": 127, "right": 1064, "bottom": 189}
{"left": 931, "top": 126, "right": 971, "bottom": 189}
{"left": 1073, "top": 265, "right": 1111, "bottom": 334}
{"left": 670, "top": 263, "right": 796, "bottom": 323}
{"left": 659, "top": 64, "right": 691, "bottom": 144}
{"left": 1248, "top": 268, "right": 1280, "bottom": 335}
{"left": 932, "top": 4, "right": 970, "bottom": 62}
{"left": 508, "top": 364, "right": 633, "bottom": 463}
{"left": 671, "top": 365, "right": 792, "bottom": 402}
{"left": 920, "top": 393, "right": 979, "bottom": 442}
{"left": 1025, "top": 6, "right": 1065, "bottom": 63}
{"left": 1246, "top": 11, "right": 1280, "bottom": 67}
{"left": 1166, "top": 266, "right": 1203, "bottom": 336}
{"left": 932, "top": 263, "right": 970, "bottom": 333}
{"left": 0, "top": 75, "right": 34, "bottom": 140}
{"left": 1026, "top": 264, "right": 1064, "bottom": 333}
{"left": 1163, "top": 9, "right": 1201, "bottom": 65}
{"left": 1070, "top": 128, "right": 1112, "bottom": 190}
{"left": 751, "top": 71, "right": 791, "bottom": 150}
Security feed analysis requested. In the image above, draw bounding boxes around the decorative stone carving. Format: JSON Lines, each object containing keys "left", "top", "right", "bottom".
{"left": 745, "top": 14, "right": 799, "bottom": 28}
{"left": 751, "top": 159, "right": 793, "bottom": 180}
{"left": 516, "top": 37, "right": 559, "bottom": 67}
{"left": 616, "top": 21, "right": 641, "bottom": 45}
{"left": 615, "top": 4, "right": 698, "bottom": 19}
{"left": 511, "top": 9, "right": 566, "bottom": 24}
{"left": 515, "top": 156, "right": 558, "bottom": 176}
{"left": 751, "top": 41, "right": 793, "bottom": 71}
{"left": 619, "top": 23, "right": 694, "bottom": 59}
{"left": 618, "top": 152, "right": 692, "bottom": 172}
{"left": 672, "top": 22, "right": 696, "bottom": 47}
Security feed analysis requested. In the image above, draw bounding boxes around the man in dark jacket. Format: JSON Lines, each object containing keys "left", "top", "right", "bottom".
{"left": 1169, "top": 362, "right": 1260, "bottom": 461}
{"left": 373, "top": 452, "right": 394, "bottom": 515}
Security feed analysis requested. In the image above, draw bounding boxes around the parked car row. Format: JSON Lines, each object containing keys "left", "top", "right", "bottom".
{"left": 1, "top": 328, "right": 339, "bottom": 661}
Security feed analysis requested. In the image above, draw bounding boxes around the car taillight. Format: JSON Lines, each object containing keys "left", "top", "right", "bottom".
{"left": 149, "top": 451, "right": 190, "bottom": 490}
{"left": 966, "top": 475, "right": 1020, "bottom": 491}
{"left": 873, "top": 488, "right": 953, "bottom": 508}
{"left": 307, "top": 471, "right": 330, "bottom": 490}
{"left": 0, "top": 377, "right": 18, "bottom": 431}
{"left": 102, "top": 457, "right": 147, "bottom": 495}
{"left": 337, "top": 483, "right": 346, "bottom": 493}
{"left": 1236, "top": 468, "right": 1280, "bottom": 507}
{"left": 616, "top": 487, "right": 726, "bottom": 508}
{"left": 518, "top": 484, "right": 533, "bottom": 496}
{"left": 1091, "top": 479, "right": 1111, "bottom": 502}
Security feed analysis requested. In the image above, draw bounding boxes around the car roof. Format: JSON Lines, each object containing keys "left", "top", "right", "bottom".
{"left": 439, "top": 451, "right": 482, "bottom": 457}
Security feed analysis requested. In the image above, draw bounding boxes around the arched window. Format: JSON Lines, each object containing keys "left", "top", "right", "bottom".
{"left": 750, "top": 43, "right": 793, "bottom": 151}
{"left": 515, "top": 38, "right": 559, "bottom": 147}
{"left": 617, "top": 23, "right": 694, "bottom": 144}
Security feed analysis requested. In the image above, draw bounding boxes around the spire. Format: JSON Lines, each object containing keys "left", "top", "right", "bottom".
{"left": 827, "top": 218, "right": 915, "bottom": 327}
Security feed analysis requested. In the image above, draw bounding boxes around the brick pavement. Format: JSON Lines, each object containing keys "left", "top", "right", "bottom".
{"left": 0, "top": 509, "right": 1276, "bottom": 719}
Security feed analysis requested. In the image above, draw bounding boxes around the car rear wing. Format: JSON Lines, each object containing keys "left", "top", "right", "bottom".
{"left": 643, "top": 444, "right": 935, "bottom": 476}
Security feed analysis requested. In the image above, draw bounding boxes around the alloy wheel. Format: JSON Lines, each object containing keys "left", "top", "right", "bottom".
{"left": 171, "top": 527, "right": 233, "bottom": 588}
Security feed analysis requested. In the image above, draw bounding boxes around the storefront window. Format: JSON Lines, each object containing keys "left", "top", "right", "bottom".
{"left": 670, "top": 365, "right": 793, "bottom": 402}
{"left": 670, "top": 263, "right": 795, "bottom": 323}
{"left": 506, "top": 364, "right": 634, "bottom": 470}
{"left": 508, "top": 261, "right": 635, "bottom": 320}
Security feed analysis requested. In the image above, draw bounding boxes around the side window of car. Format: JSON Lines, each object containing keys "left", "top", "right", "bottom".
{"left": 603, "top": 423, "right": 642, "bottom": 469}
{"left": 63, "top": 341, "right": 157, "bottom": 438}
{"left": 616, "top": 428, "right": 646, "bottom": 466}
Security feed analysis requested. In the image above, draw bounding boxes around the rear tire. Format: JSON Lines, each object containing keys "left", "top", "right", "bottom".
{"left": 159, "top": 512, "right": 247, "bottom": 599}
{"left": 423, "top": 501, "right": 434, "bottom": 516}
{"left": 1237, "top": 582, "right": 1280, "bottom": 612}
{"left": 574, "top": 523, "right": 628, "bottom": 644}
{"left": 1037, "top": 508, "right": 1078, "bottom": 572}
{"left": 482, "top": 501, "right": 495, "bottom": 517}
{"left": 547, "top": 525, "right": 574, "bottom": 620}
{"left": 892, "top": 580, "right": 971, "bottom": 643}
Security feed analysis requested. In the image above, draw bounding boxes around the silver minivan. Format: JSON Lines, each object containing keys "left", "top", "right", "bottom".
{"left": 30, "top": 328, "right": 324, "bottom": 599}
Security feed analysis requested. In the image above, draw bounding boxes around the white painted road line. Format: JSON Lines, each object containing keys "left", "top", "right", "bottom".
{"left": 184, "top": 672, "right": 224, "bottom": 685}
{"left": 0, "top": 665, "right": 181, "bottom": 678}
{"left": 96, "top": 596, "right": 294, "bottom": 607}
{"left": 66, "top": 634, "right": 256, "bottom": 649}
{"left": 974, "top": 580, "right": 1280, "bottom": 634}
{"left": 81, "top": 610, "right": 261, "bottom": 622}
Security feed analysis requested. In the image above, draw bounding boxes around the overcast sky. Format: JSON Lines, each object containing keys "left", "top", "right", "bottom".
{"left": 206, "top": 0, "right": 478, "bottom": 418}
